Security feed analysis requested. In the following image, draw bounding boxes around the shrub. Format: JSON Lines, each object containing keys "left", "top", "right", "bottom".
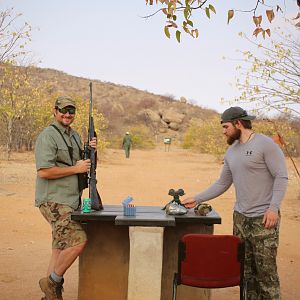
{"left": 253, "top": 120, "right": 299, "bottom": 157}
{"left": 183, "top": 117, "right": 226, "bottom": 158}
{"left": 183, "top": 117, "right": 299, "bottom": 158}
{"left": 129, "top": 124, "right": 156, "bottom": 149}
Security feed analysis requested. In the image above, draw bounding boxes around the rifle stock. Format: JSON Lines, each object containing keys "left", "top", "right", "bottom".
{"left": 87, "top": 82, "right": 103, "bottom": 210}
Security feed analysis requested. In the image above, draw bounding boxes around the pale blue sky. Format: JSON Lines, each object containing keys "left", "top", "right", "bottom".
{"left": 1, "top": 0, "right": 298, "bottom": 112}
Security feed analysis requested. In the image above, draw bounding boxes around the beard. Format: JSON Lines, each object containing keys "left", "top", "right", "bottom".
{"left": 57, "top": 115, "right": 74, "bottom": 128}
{"left": 227, "top": 128, "right": 241, "bottom": 145}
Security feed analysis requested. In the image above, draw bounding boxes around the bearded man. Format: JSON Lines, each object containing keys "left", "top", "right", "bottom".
{"left": 181, "top": 106, "right": 288, "bottom": 300}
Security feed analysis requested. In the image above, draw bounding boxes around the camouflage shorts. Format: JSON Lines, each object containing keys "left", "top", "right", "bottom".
{"left": 39, "top": 202, "right": 87, "bottom": 250}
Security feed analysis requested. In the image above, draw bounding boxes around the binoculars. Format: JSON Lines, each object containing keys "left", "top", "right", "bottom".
{"left": 168, "top": 188, "right": 185, "bottom": 203}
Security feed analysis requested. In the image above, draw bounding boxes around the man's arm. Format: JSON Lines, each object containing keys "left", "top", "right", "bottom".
{"left": 38, "top": 159, "right": 91, "bottom": 180}
{"left": 264, "top": 140, "right": 288, "bottom": 212}
{"left": 263, "top": 140, "right": 288, "bottom": 228}
{"left": 36, "top": 130, "right": 96, "bottom": 180}
{"left": 181, "top": 159, "right": 233, "bottom": 208}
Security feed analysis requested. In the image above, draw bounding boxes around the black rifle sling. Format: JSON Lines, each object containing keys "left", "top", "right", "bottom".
{"left": 71, "top": 135, "right": 83, "bottom": 156}
{"left": 50, "top": 124, "right": 82, "bottom": 166}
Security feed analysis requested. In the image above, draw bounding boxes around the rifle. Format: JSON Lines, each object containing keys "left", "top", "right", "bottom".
{"left": 83, "top": 82, "right": 103, "bottom": 210}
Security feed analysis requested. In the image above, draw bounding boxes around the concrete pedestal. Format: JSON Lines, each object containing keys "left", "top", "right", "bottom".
{"left": 78, "top": 222, "right": 129, "bottom": 300}
{"left": 72, "top": 205, "right": 221, "bottom": 300}
{"left": 128, "top": 227, "right": 164, "bottom": 300}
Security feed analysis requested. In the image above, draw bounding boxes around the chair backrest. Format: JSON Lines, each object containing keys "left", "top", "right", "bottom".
{"left": 178, "top": 234, "right": 244, "bottom": 288}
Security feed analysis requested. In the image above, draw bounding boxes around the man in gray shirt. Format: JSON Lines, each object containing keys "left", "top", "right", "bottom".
{"left": 181, "top": 107, "right": 288, "bottom": 299}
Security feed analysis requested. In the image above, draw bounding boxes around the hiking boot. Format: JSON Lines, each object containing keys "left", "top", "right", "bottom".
{"left": 39, "top": 275, "right": 64, "bottom": 300}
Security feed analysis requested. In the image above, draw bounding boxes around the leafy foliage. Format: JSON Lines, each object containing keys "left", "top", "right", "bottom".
{"left": 70, "top": 95, "right": 109, "bottom": 152}
{"left": 182, "top": 117, "right": 226, "bottom": 158}
{"left": 0, "top": 7, "right": 32, "bottom": 63}
{"left": 0, "top": 63, "right": 51, "bottom": 159}
{"left": 234, "top": 28, "right": 300, "bottom": 117}
{"left": 182, "top": 116, "right": 300, "bottom": 158}
{"left": 253, "top": 119, "right": 299, "bottom": 156}
{"left": 0, "top": 63, "right": 109, "bottom": 159}
{"left": 129, "top": 124, "right": 156, "bottom": 149}
{"left": 108, "top": 124, "right": 156, "bottom": 150}
{"left": 145, "top": 1, "right": 288, "bottom": 42}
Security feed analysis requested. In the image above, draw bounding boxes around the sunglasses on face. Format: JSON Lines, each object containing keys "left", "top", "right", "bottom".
{"left": 57, "top": 107, "right": 76, "bottom": 114}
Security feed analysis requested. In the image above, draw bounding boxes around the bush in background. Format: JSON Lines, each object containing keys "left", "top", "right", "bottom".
{"left": 129, "top": 124, "right": 156, "bottom": 150}
{"left": 253, "top": 120, "right": 299, "bottom": 157}
{"left": 182, "top": 117, "right": 226, "bottom": 159}
{"left": 183, "top": 116, "right": 299, "bottom": 158}
{"left": 109, "top": 124, "right": 155, "bottom": 150}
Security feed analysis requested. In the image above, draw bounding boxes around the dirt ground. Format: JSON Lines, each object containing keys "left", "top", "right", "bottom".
{"left": 0, "top": 147, "right": 299, "bottom": 300}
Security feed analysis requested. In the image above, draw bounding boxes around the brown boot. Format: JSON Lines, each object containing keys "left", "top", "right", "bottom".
{"left": 39, "top": 275, "right": 64, "bottom": 300}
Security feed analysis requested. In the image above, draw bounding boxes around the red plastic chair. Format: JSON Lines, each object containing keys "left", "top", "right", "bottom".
{"left": 172, "top": 234, "right": 246, "bottom": 300}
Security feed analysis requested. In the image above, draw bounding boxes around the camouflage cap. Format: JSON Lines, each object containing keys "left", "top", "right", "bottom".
{"left": 55, "top": 96, "right": 76, "bottom": 109}
{"left": 221, "top": 106, "right": 255, "bottom": 123}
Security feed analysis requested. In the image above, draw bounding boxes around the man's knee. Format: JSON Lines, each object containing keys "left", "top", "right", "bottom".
{"left": 73, "top": 241, "right": 87, "bottom": 255}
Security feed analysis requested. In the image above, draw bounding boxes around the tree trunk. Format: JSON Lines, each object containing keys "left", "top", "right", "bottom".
{"left": 6, "top": 118, "right": 13, "bottom": 160}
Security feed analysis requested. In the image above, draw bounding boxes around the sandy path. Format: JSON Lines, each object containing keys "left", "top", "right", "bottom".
{"left": 0, "top": 147, "right": 299, "bottom": 299}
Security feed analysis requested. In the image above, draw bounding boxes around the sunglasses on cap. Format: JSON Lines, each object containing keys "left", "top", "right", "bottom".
{"left": 56, "top": 107, "right": 76, "bottom": 114}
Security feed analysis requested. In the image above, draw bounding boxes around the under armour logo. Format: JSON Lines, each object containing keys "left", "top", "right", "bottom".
{"left": 246, "top": 150, "right": 253, "bottom": 156}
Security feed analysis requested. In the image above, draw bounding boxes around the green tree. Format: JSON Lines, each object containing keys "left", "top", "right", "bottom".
{"left": 145, "top": 1, "right": 295, "bottom": 42}
{"left": 233, "top": 28, "right": 299, "bottom": 117}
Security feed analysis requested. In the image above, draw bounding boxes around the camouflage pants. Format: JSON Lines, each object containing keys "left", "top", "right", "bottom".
{"left": 40, "top": 202, "right": 87, "bottom": 250}
{"left": 233, "top": 211, "right": 280, "bottom": 300}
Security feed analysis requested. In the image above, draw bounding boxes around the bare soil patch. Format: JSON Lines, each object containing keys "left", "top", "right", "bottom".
{"left": 0, "top": 147, "right": 299, "bottom": 299}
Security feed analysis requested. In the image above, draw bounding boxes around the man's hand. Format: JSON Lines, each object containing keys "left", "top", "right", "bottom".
{"left": 180, "top": 197, "right": 197, "bottom": 209}
{"left": 75, "top": 159, "right": 91, "bottom": 173}
{"left": 89, "top": 137, "right": 97, "bottom": 150}
{"left": 263, "top": 209, "right": 279, "bottom": 229}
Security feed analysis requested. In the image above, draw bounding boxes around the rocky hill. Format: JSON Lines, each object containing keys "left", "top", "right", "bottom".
{"left": 29, "top": 66, "right": 218, "bottom": 142}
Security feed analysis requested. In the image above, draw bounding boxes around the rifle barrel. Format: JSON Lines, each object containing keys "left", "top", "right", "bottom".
{"left": 87, "top": 81, "right": 103, "bottom": 210}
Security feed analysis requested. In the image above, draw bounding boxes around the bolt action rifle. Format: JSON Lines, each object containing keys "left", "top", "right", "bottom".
{"left": 82, "top": 82, "right": 103, "bottom": 210}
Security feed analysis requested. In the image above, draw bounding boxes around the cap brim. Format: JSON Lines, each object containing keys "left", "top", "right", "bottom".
{"left": 221, "top": 115, "right": 256, "bottom": 123}
{"left": 57, "top": 103, "right": 76, "bottom": 109}
{"left": 240, "top": 115, "right": 256, "bottom": 120}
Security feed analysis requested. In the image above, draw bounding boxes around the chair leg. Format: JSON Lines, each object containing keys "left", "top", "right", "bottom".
{"left": 243, "top": 281, "right": 247, "bottom": 300}
{"left": 172, "top": 273, "right": 178, "bottom": 300}
{"left": 240, "top": 280, "right": 247, "bottom": 300}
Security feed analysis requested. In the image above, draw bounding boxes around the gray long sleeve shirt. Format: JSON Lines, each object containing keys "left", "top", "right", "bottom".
{"left": 194, "top": 134, "right": 288, "bottom": 217}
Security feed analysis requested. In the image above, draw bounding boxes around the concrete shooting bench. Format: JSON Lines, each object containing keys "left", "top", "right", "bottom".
{"left": 72, "top": 204, "right": 221, "bottom": 300}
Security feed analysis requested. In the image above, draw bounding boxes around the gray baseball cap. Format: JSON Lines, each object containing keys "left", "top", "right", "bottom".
{"left": 54, "top": 96, "right": 76, "bottom": 109}
{"left": 221, "top": 107, "right": 256, "bottom": 123}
